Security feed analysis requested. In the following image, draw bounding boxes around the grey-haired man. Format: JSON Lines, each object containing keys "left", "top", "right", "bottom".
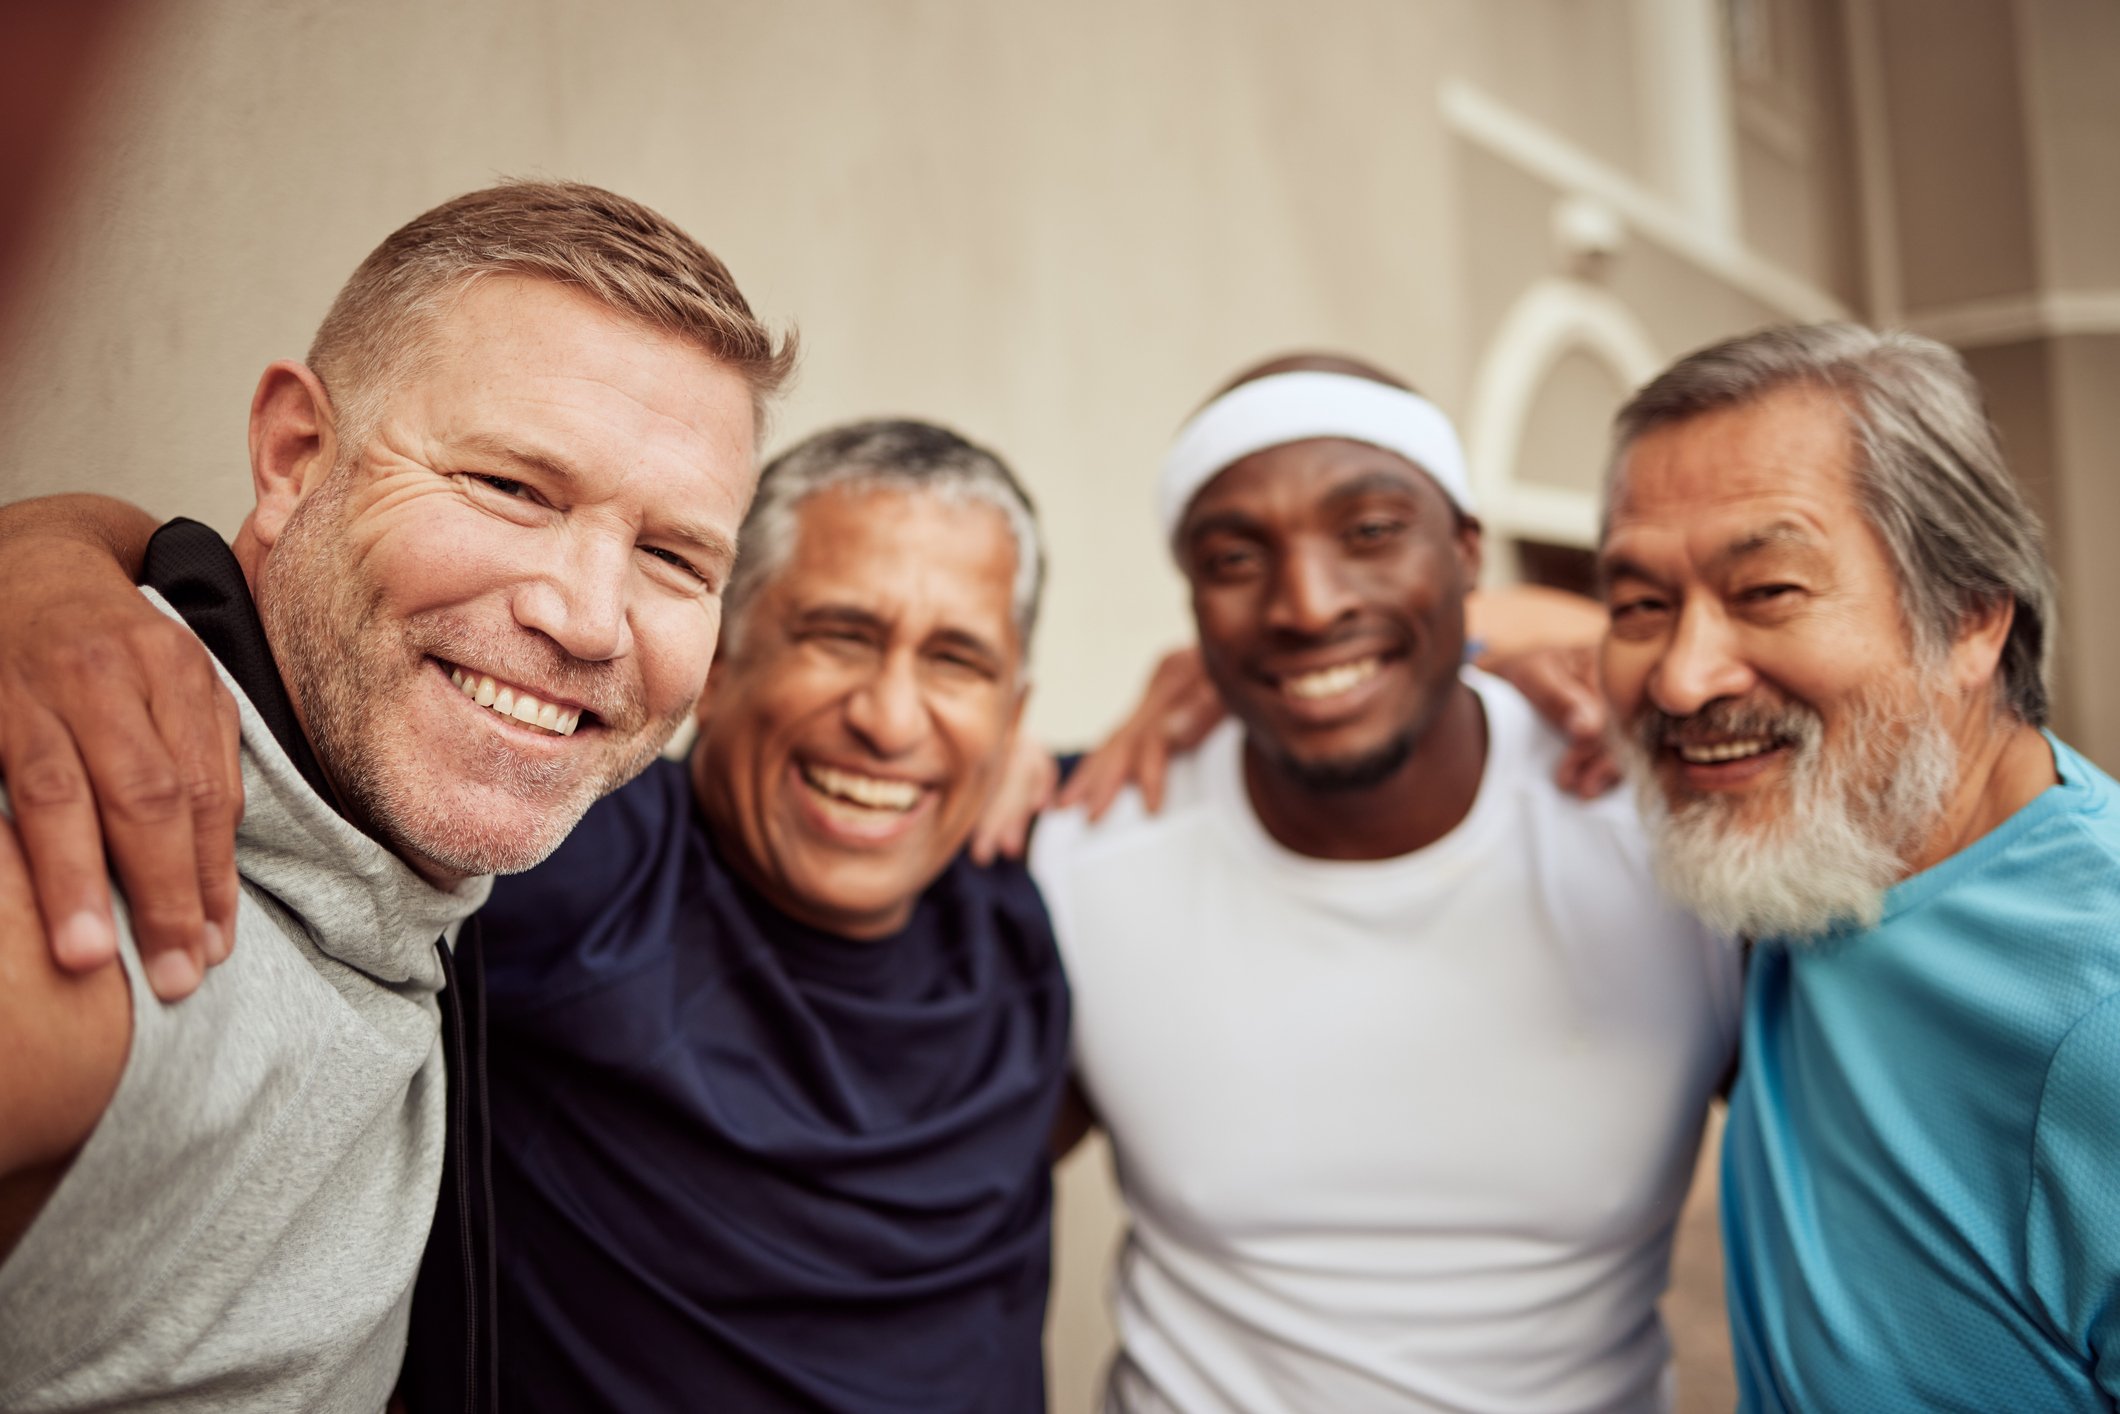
{"left": 1598, "top": 324, "right": 2120, "bottom": 1411}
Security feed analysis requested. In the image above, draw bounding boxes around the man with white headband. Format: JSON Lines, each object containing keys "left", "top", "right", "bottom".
{"left": 1033, "top": 353, "right": 1739, "bottom": 1413}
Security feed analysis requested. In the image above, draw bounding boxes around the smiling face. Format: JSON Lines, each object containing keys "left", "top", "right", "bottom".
{"left": 1598, "top": 385, "right": 1961, "bottom": 935}
{"left": 252, "top": 275, "right": 757, "bottom": 882}
{"left": 692, "top": 484, "right": 1026, "bottom": 939}
{"left": 1179, "top": 437, "right": 1479, "bottom": 792}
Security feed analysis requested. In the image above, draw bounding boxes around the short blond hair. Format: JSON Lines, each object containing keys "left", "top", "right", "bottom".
{"left": 307, "top": 179, "right": 796, "bottom": 448}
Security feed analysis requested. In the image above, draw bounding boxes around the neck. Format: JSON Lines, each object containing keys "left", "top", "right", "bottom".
{"left": 231, "top": 521, "right": 268, "bottom": 593}
{"left": 1902, "top": 713, "right": 2057, "bottom": 877}
{"left": 1242, "top": 679, "right": 1487, "bottom": 861}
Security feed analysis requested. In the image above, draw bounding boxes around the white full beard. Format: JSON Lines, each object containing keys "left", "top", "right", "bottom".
{"left": 1622, "top": 682, "right": 1959, "bottom": 944}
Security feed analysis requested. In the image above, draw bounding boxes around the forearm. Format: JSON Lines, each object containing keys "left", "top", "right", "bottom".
{"left": 0, "top": 493, "right": 160, "bottom": 579}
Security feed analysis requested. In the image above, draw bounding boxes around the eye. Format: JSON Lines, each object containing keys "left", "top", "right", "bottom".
{"left": 933, "top": 649, "right": 999, "bottom": 681}
{"left": 1197, "top": 544, "right": 1262, "bottom": 579}
{"left": 469, "top": 474, "right": 535, "bottom": 500}
{"left": 1346, "top": 516, "right": 1406, "bottom": 546}
{"left": 1607, "top": 594, "right": 1670, "bottom": 632}
{"left": 1738, "top": 583, "right": 1803, "bottom": 609}
{"left": 803, "top": 626, "right": 878, "bottom": 657}
{"left": 643, "top": 546, "right": 707, "bottom": 583}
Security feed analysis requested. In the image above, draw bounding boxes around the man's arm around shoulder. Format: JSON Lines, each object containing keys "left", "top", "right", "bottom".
{"left": 0, "top": 812, "right": 131, "bottom": 1262}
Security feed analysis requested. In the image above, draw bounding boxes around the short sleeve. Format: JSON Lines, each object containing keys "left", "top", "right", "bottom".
{"left": 2026, "top": 989, "right": 2120, "bottom": 1401}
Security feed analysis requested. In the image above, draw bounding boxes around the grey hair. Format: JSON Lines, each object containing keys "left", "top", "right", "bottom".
{"left": 1608, "top": 323, "right": 2056, "bottom": 725}
{"left": 722, "top": 418, "right": 1045, "bottom": 664}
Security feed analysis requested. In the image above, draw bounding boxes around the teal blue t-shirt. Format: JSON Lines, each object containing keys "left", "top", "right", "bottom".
{"left": 1724, "top": 733, "right": 2120, "bottom": 1412}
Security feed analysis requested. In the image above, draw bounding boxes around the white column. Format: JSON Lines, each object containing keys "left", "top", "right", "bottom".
{"left": 1631, "top": 0, "right": 1741, "bottom": 245}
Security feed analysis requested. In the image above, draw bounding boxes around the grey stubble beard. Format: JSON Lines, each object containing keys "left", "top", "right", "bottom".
{"left": 255, "top": 474, "right": 677, "bottom": 880}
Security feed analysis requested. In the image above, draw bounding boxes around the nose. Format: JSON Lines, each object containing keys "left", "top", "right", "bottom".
{"left": 844, "top": 649, "right": 929, "bottom": 759}
{"left": 1647, "top": 602, "right": 1755, "bottom": 718}
{"left": 515, "top": 531, "right": 634, "bottom": 662}
{"left": 1264, "top": 538, "right": 1361, "bottom": 638}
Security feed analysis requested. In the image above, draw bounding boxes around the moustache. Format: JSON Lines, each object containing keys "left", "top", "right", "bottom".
{"left": 1633, "top": 697, "right": 1822, "bottom": 755}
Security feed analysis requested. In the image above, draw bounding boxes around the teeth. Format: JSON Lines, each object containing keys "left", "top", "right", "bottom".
{"left": 1677, "top": 737, "right": 1774, "bottom": 764}
{"left": 803, "top": 763, "right": 921, "bottom": 812}
{"left": 448, "top": 665, "right": 582, "bottom": 737}
{"left": 1284, "top": 657, "right": 1381, "bottom": 701}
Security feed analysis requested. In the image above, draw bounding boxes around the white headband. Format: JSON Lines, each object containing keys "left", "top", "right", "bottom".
{"left": 1157, "top": 370, "right": 1474, "bottom": 544}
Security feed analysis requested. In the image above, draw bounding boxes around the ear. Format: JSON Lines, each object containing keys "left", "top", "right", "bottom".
{"left": 1005, "top": 678, "right": 1032, "bottom": 742}
{"left": 1453, "top": 513, "right": 1484, "bottom": 587}
{"left": 692, "top": 596, "right": 777, "bottom": 729}
{"left": 246, "top": 361, "right": 342, "bottom": 549}
{"left": 691, "top": 643, "right": 730, "bottom": 728}
{"left": 1947, "top": 595, "right": 2014, "bottom": 697}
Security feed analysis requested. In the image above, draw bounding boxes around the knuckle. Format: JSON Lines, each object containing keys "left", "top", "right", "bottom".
{"left": 55, "top": 634, "right": 125, "bottom": 682}
{"left": 10, "top": 755, "right": 90, "bottom": 810}
{"left": 182, "top": 770, "right": 231, "bottom": 815}
{"left": 109, "top": 767, "right": 188, "bottom": 823}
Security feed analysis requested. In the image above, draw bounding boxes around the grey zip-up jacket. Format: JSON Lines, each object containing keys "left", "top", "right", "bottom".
{"left": 0, "top": 588, "right": 490, "bottom": 1411}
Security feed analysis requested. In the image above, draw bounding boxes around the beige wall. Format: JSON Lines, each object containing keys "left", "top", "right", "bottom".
{"left": 0, "top": 0, "right": 1467, "bottom": 751}
{"left": 3, "top": 2, "right": 2114, "bottom": 1410}
{"left": 0, "top": 4, "right": 1467, "bottom": 1401}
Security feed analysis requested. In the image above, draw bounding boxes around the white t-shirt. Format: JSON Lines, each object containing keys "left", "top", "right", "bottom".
{"left": 1032, "top": 670, "right": 1740, "bottom": 1414}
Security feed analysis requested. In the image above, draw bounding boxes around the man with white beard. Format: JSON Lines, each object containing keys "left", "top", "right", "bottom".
{"left": 1596, "top": 323, "right": 2120, "bottom": 1411}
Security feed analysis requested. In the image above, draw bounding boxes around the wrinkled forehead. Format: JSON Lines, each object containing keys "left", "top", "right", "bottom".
{"left": 1597, "top": 442, "right": 1904, "bottom": 629}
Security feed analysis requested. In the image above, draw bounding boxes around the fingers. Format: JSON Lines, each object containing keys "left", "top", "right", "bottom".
{"left": 91, "top": 715, "right": 207, "bottom": 1000}
{"left": 3, "top": 706, "right": 119, "bottom": 972}
{"left": 1059, "top": 645, "right": 1220, "bottom": 823}
{"left": 1059, "top": 745, "right": 1128, "bottom": 822}
{"left": 152, "top": 665, "right": 242, "bottom": 967}
{"left": 1135, "top": 737, "right": 1169, "bottom": 817}
{"left": 1007, "top": 751, "right": 1059, "bottom": 857}
{"left": 970, "top": 738, "right": 1059, "bottom": 864}
{"left": 1049, "top": 763, "right": 1091, "bottom": 814}
{"left": 1, "top": 616, "right": 235, "bottom": 1001}
{"left": 102, "top": 619, "right": 244, "bottom": 997}
{"left": 0, "top": 807, "right": 36, "bottom": 929}
{"left": 1575, "top": 746, "right": 1623, "bottom": 799}
{"left": 1164, "top": 675, "right": 1226, "bottom": 755}
{"left": 1556, "top": 738, "right": 1626, "bottom": 801}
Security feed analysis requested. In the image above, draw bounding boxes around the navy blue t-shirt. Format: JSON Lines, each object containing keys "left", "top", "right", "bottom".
{"left": 413, "top": 758, "right": 1071, "bottom": 1412}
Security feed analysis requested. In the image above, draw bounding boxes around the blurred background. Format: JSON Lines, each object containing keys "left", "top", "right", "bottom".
{"left": 1, "top": 2, "right": 2114, "bottom": 1409}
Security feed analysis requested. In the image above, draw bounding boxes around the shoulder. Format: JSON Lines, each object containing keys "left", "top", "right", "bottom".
{"left": 2046, "top": 736, "right": 2120, "bottom": 872}
{"left": 483, "top": 757, "right": 693, "bottom": 932}
{"left": 547, "top": 756, "right": 694, "bottom": 868}
{"left": 929, "top": 851, "right": 1067, "bottom": 985}
{"left": 1030, "top": 721, "right": 1232, "bottom": 890}
{"left": 0, "top": 795, "right": 131, "bottom": 1180}
{"left": 1465, "top": 667, "right": 1647, "bottom": 843}
{"left": 1958, "top": 739, "right": 2120, "bottom": 946}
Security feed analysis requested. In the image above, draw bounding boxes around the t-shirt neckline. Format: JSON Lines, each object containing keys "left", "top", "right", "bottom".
{"left": 1204, "top": 668, "right": 1520, "bottom": 890}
